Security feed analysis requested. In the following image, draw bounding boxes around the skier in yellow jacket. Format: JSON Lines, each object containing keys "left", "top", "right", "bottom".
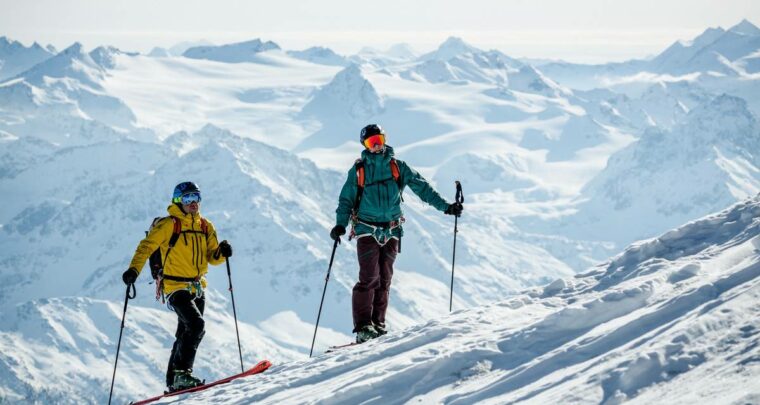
{"left": 122, "top": 181, "right": 232, "bottom": 391}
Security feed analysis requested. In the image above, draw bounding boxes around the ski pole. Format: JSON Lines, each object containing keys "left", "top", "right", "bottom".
{"left": 310, "top": 237, "right": 340, "bottom": 357}
{"left": 449, "top": 181, "right": 464, "bottom": 312}
{"left": 225, "top": 257, "right": 245, "bottom": 373}
{"left": 108, "top": 282, "right": 136, "bottom": 405}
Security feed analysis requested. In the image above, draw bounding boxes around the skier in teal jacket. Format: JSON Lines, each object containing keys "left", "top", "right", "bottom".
{"left": 330, "top": 124, "right": 463, "bottom": 343}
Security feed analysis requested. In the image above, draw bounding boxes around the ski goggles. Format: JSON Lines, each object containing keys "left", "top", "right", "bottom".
{"left": 179, "top": 192, "right": 202, "bottom": 205}
{"left": 363, "top": 134, "right": 385, "bottom": 149}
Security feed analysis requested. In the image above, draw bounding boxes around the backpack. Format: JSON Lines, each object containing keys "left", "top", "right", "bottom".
{"left": 146, "top": 216, "right": 208, "bottom": 280}
{"left": 352, "top": 157, "right": 403, "bottom": 215}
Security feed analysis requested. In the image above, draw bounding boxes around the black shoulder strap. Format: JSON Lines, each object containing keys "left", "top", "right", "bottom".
{"left": 167, "top": 217, "right": 182, "bottom": 247}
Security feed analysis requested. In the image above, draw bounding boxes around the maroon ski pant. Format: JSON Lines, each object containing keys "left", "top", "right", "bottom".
{"left": 352, "top": 236, "right": 399, "bottom": 332}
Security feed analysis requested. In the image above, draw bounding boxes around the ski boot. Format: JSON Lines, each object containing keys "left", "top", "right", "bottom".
{"left": 374, "top": 322, "right": 388, "bottom": 337}
{"left": 356, "top": 324, "right": 380, "bottom": 343}
{"left": 169, "top": 369, "right": 204, "bottom": 392}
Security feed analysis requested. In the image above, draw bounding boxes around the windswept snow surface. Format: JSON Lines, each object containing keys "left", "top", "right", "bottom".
{"left": 101, "top": 51, "right": 340, "bottom": 148}
{"left": 147, "top": 195, "right": 760, "bottom": 405}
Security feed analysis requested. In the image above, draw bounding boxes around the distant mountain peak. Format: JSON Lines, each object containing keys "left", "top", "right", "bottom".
{"left": 301, "top": 63, "right": 383, "bottom": 120}
{"left": 441, "top": 36, "right": 467, "bottom": 46}
{"left": 61, "top": 42, "right": 85, "bottom": 55}
{"left": 12, "top": 41, "right": 107, "bottom": 85}
{"left": 148, "top": 47, "right": 170, "bottom": 57}
{"left": 239, "top": 38, "right": 280, "bottom": 50}
{"left": 286, "top": 46, "right": 348, "bottom": 66}
{"left": 686, "top": 26, "right": 725, "bottom": 46}
{"left": 438, "top": 36, "right": 481, "bottom": 53}
{"left": 649, "top": 20, "right": 759, "bottom": 74}
{"left": 0, "top": 37, "right": 33, "bottom": 52}
{"left": 89, "top": 46, "right": 136, "bottom": 69}
{"left": 508, "top": 64, "right": 565, "bottom": 96}
{"left": 386, "top": 43, "right": 417, "bottom": 59}
{"left": 728, "top": 19, "right": 760, "bottom": 36}
{"left": 183, "top": 38, "right": 281, "bottom": 63}
{"left": 332, "top": 63, "right": 366, "bottom": 83}
{"left": 0, "top": 37, "right": 56, "bottom": 81}
{"left": 420, "top": 36, "right": 483, "bottom": 61}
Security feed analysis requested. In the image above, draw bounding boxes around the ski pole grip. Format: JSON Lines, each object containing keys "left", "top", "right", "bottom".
{"left": 455, "top": 181, "right": 464, "bottom": 204}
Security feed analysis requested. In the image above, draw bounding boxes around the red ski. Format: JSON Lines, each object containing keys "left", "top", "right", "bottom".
{"left": 130, "top": 360, "right": 272, "bottom": 405}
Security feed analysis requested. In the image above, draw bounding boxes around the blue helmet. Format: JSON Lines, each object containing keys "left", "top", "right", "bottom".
{"left": 172, "top": 181, "right": 201, "bottom": 204}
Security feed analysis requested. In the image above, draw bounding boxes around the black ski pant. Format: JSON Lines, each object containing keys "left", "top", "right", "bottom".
{"left": 165, "top": 290, "right": 206, "bottom": 387}
{"left": 352, "top": 237, "right": 398, "bottom": 332}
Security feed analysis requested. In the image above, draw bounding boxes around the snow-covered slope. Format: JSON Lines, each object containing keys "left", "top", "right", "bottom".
{"left": 507, "top": 65, "right": 567, "bottom": 98}
{"left": 0, "top": 123, "right": 574, "bottom": 403}
{"left": 100, "top": 49, "right": 340, "bottom": 148}
{"left": 287, "top": 47, "right": 349, "bottom": 66}
{"left": 0, "top": 43, "right": 152, "bottom": 144}
{"left": 554, "top": 94, "right": 760, "bottom": 246}
{"left": 0, "top": 294, "right": 303, "bottom": 404}
{"left": 137, "top": 194, "right": 760, "bottom": 404}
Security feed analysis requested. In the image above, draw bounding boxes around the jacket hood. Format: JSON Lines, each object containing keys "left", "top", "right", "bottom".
{"left": 361, "top": 144, "right": 395, "bottom": 162}
{"left": 167, "top": 203, "right": 204, "bottom": 226}
{"left": 167, "top": 203, "right": 186, "bottom": 217}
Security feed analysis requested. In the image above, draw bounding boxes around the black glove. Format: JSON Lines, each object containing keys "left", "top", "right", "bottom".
{"left": 122, "top": 267, "right": 138, "bottom": 285}
{"left": 445, "top": 202, "right": 463, "bottom": 217}
{"left": 330, "top": 225, "right": 346, "bottom": 241}
{"left": 218, "top": 240, "right": 233, "bottom": 258}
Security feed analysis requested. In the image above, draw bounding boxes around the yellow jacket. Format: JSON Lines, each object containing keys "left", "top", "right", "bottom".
{"left": 129, "top": 204, "right": 225, "bottom": 295}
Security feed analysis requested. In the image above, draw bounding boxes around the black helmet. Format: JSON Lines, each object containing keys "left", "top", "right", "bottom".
{"left": 172, "top": 181, "right": 201, "bottom": 204}
{"left": 359, "top": 124, "right": 385, "bottom": 145}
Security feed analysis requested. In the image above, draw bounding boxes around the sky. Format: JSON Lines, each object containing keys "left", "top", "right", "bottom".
{"left": 2, "top": 0, "right": 759, "bottom": 63}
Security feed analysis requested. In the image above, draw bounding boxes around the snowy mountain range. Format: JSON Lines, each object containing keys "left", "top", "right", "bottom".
{"left": 540, "top": 19, "right": 760, "bottom": 92}
{"left": 568, "top": 94, "right": 760, "bottom": 245}
{"left": 0, "top": 37, "right": 55, "bottom": 81}
{"left": 1, "top": 18, "right": 759, "bottom": 404}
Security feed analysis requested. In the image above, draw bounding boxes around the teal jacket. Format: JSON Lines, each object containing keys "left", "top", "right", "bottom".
{"left": 335, "top": 146, "right": 450, "bottom": 238}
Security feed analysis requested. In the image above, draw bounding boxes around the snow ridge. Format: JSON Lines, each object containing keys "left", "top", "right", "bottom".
{"left": 183, "top": 39, "right": 281, "bottom": 63}
{"left": 157, "top": 195, "right": 760, "bottom": 404}
{"left": 0, "top": 36, "right": 54, "bottom": 81}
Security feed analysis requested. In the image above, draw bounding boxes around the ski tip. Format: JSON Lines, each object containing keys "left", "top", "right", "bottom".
{"left": 253, "top": 359, "right": 273, "bottom": 372}
{"left": 130, "top": 359, "right": 273, "bottom": 405}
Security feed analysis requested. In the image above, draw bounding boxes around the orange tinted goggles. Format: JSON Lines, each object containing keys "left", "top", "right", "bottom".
{"left": 363, "top": 134, "right": 385, "bottom": 149}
